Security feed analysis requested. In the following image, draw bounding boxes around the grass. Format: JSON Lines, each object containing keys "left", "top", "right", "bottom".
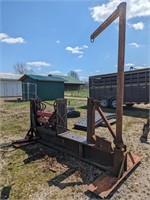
{"left": 0, "top": 98, "right": 88, "bottom": 200}
{"left": 0, "top": 96, "right": 149, "bottom": 200}
{"left": 0, "top": 142, "right": 57, "bottom": 200}
{"left": 64, "top": 88, "right": 88, "bottom": 98}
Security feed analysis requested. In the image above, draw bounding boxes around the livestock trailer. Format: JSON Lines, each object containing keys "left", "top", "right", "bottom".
{"left": 89, "top": 68, "right": 150, "bottom": 108}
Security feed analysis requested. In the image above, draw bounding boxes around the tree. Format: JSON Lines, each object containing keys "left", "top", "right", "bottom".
{"left": 83, "top": 80, "right": 89, "bottom": 89}
{"left": 68, "top": 71, "right": 79, "bottom": 80}
{"left": 13, "top": 62, "right": 33, "bottom": 74}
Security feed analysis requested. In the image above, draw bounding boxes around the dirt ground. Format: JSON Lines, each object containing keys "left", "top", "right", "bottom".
{"left": 0, "top": 99, "right": 150, "bottom": 200}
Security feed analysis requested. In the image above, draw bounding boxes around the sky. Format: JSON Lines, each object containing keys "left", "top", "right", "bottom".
{"left": 0, "top": 0, "right": 150, "bottom": 81}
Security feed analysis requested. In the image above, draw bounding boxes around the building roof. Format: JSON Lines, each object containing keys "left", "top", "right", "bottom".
{"left": 19, "top": 74, "right": 65, "bottom": 82}
{"left": 0, "top": 73, "right": 22, "bottom": 81}
{"left": 49, "top": 75, "right": 84, "bottom": 85}
{"left": 0, "top": 73, "right": 84, "bottom": 85}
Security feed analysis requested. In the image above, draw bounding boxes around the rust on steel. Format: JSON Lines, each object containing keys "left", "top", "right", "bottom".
{"left": 90, "top": 2, "right": 126, "bottom": 148}
{"left": 94, "top": 100, "right": 116, "bottom": 140}
{"left": 87, "top": 98, "right": 96, "bottom": 143}
{"left": 56, "top": 99, "right": 67, "bottom": 134}
{"left": 115, "top": 2, "right": 126, "bottom": 146}
{"left": 14, "top": 2, "right": 141, "bottom": 198}
{"left": 88, "top": 152, "right": 141, "bottom": 199}
{"left": 90, "top": 6, "right": 119, "bottom": 41}
{"left": 87, "top": 98, "right": 116, "bottom": 143}
{"left": 86, "top": 98, "right": 115, "bottom": 153}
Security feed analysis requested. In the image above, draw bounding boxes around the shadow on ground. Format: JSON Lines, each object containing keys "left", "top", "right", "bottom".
{"left": 79, "top": 104, "right": 149, "bottom": 119}
{"left": 19, "top": 143, "right": 105, "bottom": 199}
{"left": 0, "top": 186, "right": 11, "bottom": 200}
{"left": 3, "top": 141, "right": 140, "bottom": 199}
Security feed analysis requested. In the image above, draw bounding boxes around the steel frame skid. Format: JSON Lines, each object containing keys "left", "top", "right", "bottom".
{"left": 13, "top": 96, "right": 141, "bottom": 198}
{"left": 12, "top": 2, "right": 141, "bottom": 198}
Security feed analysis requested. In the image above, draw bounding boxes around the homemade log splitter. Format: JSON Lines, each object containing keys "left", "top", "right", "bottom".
{"left": 13, "top": 2, "right": 141, "bottom": 198}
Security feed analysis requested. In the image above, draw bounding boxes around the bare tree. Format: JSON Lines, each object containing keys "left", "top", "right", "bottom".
{"left": 68, "top": 71, "right": 79, "bottom": 80}
{"left": 83, "top": 80, "right": 89, "bottom": 89}
{"left": 13, "top": 62, "right": 33, "bottom": 74}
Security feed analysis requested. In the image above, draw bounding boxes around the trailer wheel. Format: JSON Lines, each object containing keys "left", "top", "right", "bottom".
{"left": 100, "top": 98, "right": 109, "bottom": 108}
{"left": 110, "top": 98, "right": 117, "bottom": 109}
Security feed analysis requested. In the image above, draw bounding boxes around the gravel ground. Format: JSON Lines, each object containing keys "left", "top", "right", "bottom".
{"left": 0, "top": 100, "right": 150, "bottom": 200}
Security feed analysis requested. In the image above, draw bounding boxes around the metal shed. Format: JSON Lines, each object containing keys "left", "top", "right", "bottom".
{"left": 19, "top": 74, "right": 65, "bottom": 101}
{"left": 49, "top": 74, "right": 84, "bottom": 90}
{"left": 0, "top": 73, "right": 22, "bottom": 97}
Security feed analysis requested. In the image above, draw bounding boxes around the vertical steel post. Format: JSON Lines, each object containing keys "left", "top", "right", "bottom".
{"left": 87, "top": 98, "right": 96, "bottom": 143}
{"left": 115, "top": 2, "right": 126, "bottom": 147}
{"left": 90, "top": 2, "right": 126, "bottom": 148}
{"left": 56, "top": 99, "right": 67, "bottom": 134}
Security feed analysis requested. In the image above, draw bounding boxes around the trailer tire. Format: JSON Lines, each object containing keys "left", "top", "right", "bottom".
{"left": 110, "top": 98, "right": 117, "bottom": 109}
{"left": 100, "top": 98, "right": 109, "bottom": 108}
{"left": 67, "top": 111, "right": 80, "bottom": 118}
{"left": 67, "top": 107, "right": 75, "bottom": 112}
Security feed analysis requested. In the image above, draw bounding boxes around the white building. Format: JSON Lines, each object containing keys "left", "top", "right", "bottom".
{"left": 0, "top": 73, "right": 22, "bottom": 97}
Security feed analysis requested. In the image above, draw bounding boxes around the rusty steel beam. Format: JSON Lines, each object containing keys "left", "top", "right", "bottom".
{"left": 88, "top": 152, "right": 141, "bottom": 199}
{"left": 90, "top": 2, "right": 127, "bottom": 148}
{"left": 87, "top": 98, "right": 96, "bottom": 143}
{"left": 115, "top": 2, "right": 126, "bottom": 147}
{"left": 56, "top": 99, "right": 67, "bottom": 134}
{"left": 14, "top": 94, "right": 141, "bottom": 198}
{"left": 94, "top": 102, "right": 116, "bottom": 140}
{"left": 87, "top": 99, "right": 116, "bottom": 142}
{"left": 90, "top": 5, "right": 119, "bottom": 41}
{"left": 14, "top": 3, "right": 141, "bottom": 198}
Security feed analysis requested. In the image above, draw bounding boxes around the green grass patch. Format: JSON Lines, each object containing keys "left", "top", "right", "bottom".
{"left": 0, "top": 101, "right": 29, "bottom": 109}
{"left": 67, "top": 99, "right": 87, "bottom": 109}
{"left": 1, "top": 145, "right": 56, "bottom": 200}
{"left": 65, "top": 89, "right": 88, "bottom": 98}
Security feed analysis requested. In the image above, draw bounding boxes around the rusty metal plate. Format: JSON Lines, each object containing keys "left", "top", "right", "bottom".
{"left": 12, "top": 137, "right": 38, "bottom": 148}
{"left": 88, "top": 151, "right": 141, "bottom": 199}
